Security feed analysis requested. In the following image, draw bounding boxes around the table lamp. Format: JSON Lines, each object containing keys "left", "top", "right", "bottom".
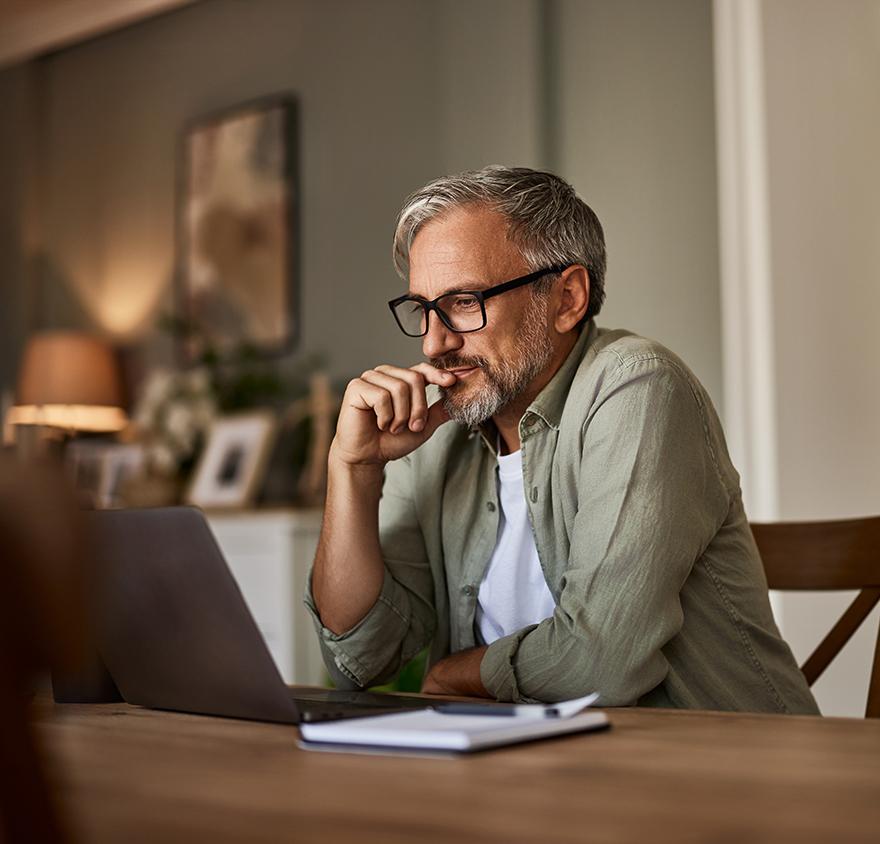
{"left": 7, "top": 331, "right": 127, "bottom": 434}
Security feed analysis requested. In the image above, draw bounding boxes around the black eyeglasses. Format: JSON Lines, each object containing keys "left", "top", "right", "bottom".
{"left": 388, "top": 265, "right": 569, "bottom": 337}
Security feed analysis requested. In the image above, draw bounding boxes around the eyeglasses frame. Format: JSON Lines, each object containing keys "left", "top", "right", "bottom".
{"left": 388, "top": 264, "right": 571, "bottom": 337}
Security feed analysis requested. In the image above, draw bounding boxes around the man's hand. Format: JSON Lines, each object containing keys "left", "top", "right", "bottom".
{"left": 313, "top": 363, "right": 456, "bottom": 636}
{"left": 421, "top": 646, "right": 491, "bottom": 697}
{"left": 331, "top": 363, "right": 457, "bottom": 467}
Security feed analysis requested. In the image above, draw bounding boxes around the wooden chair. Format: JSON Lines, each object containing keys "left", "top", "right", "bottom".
{"left": 751, "top": 517, "right": 880, "bottom": 718}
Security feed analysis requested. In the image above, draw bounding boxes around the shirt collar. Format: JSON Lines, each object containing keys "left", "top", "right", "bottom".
{"left": 525, "top": 320, "right": 598, "bottom": 430}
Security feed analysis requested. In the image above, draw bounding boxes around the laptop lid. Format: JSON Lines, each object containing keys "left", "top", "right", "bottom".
{"left": 89, "top": 507, "right": 300, "bottom": 725}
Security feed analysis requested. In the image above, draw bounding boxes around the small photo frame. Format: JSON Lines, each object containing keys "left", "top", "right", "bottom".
{"left": 98, "top": 444, "right": 146, "bottom": 509}
{"left": 186, "top": 412, "right": 277, "bottom": 510}
{"left": 65, "top": 439, "right": 109, "bottom": 507}
{"left": 65, "top": 441, "right": 146, "bottom": 509}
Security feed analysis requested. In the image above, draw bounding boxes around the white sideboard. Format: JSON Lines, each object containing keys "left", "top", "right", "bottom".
{"left": 205, "top": 508, "right": 326, "bottom": 686}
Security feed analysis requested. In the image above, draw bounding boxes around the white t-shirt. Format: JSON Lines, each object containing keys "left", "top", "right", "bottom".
{"left": 475, "top": 448, "right": 556, "bottom": 644}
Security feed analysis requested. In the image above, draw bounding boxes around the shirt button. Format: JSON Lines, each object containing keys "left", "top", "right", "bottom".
{"left": 462, "top": 585, "right": 474, "bottom": 596}
{"left": 487, "top": 501, "right": 496, "bottom": 512}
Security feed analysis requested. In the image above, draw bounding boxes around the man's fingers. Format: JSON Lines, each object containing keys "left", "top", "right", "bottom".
{"left": 410, "top": 362, "right": 458, "bottom": 388}
{"left": 360, "top": 370, "right": 412, "bottom": 433}
{"left": 408, "top": 364, "right": 455, "bottom": 431}
{"left": 349, "top": 382, "right": 395, "bottom": 430}
{"left": 372, "top": 364, "right": 455, "bottom": 432}
{"left": 347, "top": 363, "right": 455, "bottom": 438}
{"left": 422, "top": 399, "right": 451, "bottom": 437}
{"left": 372, "top": 365, "right": 429, "bottom": 432}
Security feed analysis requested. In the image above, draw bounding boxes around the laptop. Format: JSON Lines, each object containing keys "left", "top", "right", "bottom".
{"left": 83, "top": 506, "right": 473, "bottom": 724}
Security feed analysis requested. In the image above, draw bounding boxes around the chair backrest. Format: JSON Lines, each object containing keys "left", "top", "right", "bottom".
{"left": 751, "top": 517, "right": 880, "bottom": 718}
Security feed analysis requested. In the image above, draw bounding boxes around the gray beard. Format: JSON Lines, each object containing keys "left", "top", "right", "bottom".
{"left": 435, "top": 295, "right": 555, "bottom": 428}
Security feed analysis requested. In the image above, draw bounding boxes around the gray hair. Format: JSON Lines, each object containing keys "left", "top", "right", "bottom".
{"left": 392, "top": 165, "right": 607, "bottom": 322}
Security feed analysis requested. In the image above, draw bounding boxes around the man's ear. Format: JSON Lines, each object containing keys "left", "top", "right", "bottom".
{"left": 554, "top": 265, "right": 590, "bottom": 333}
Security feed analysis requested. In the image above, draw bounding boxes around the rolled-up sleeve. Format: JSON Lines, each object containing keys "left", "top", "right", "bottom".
{"left": 480, "top": 355, "right": 731, "bottom": 704}
{"left": 304, "top": 454, "right": 437, "bottom": 689}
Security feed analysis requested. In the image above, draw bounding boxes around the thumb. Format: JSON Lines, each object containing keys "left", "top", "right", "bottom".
{"left": 421, "top": 398, "right": 451, "bottom": 438}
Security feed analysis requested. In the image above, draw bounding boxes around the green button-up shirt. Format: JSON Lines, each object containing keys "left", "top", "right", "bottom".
{"left": 305, "top": 322, "right": 819, "bottom": 713}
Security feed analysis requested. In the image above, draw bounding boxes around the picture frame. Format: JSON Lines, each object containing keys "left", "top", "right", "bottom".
{"left": 186, "top": 412, "right": 277, "bottom": 510}
{"left": 65, "top": 441, "right": 146, "bottom": 509}
{"left": 98, "top": 444, "right": 147, "bottom": 509}
{"left": 178, "top": 95, "right": 298, "bottom": 362}
{"left": 65, "top": 439, "right": 108, "bottom": 507}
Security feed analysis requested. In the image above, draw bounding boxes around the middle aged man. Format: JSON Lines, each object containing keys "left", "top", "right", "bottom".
{"left": 306, "top": 166, "right": 818, "bottom": 713}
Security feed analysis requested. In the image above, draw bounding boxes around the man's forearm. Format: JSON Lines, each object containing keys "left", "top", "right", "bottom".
{"left": 311, "top": 451, "right": 386, "bottom": 634}
{"left": 422, "top": 646, "right": 490, "bottom": 697}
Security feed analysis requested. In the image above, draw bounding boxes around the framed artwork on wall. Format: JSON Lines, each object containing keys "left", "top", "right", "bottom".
{"left": 178, "top": 95, "right": 298, "bottom": 362}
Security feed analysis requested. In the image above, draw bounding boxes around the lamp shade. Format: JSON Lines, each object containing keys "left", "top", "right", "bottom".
{"left": 11, "top": 331, "right": 127, "bottom": 432}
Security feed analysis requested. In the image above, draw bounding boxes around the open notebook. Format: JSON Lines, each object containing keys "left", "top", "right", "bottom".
{"left": 298, "top": 693, "right": 609, "bottom": 755}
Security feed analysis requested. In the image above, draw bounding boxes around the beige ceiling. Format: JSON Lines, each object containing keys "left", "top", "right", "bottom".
{"left": 0, "top": 0, "right": 198, "bottom": 69}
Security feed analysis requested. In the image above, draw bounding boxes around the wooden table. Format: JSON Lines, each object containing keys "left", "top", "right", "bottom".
{"left": 33, "top": 695, "right": 880, "bottom": 844}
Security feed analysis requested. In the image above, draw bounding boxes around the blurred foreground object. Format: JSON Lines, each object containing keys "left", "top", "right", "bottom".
{"left": 0, "top": 454, "right": 87, "bottom": 843}
{"left": 7, "top": 331, "right": 127, "bottom": 435}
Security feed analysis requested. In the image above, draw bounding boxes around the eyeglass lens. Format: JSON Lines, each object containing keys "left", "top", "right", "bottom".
{"left": 393, "top": 293, "right": 485, "bottom": 336}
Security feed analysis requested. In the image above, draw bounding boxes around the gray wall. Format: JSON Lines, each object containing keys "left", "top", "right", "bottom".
{"left": 34, "top": 0, "right": 452, "bottom": 379}
{"left": 0, "top": 0, "right": 721, "bottom": 410}
{"left": 557, "top": 0, "right": 722, "bottom": 405}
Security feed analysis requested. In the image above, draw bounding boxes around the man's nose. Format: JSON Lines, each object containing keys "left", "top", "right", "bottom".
{"left": 422, "top": 311, "right": 463, "bottom": 360}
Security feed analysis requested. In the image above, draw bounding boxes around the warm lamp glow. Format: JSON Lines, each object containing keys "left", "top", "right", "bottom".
{"left": 91, "top": 264, "right": 167, "bottom": 336}
{"left": 71, "top": 255, "right": 168, "bottom": 337}
{"left": 12, "top": 331, "right": 128, "bottom": 433}
{"left": 6, "top": 404, "right": 127, "bottom": 433}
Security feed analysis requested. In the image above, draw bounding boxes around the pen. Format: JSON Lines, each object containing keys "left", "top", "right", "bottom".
{"left": 435, "top": 703, "right": 560, "bottom": 718}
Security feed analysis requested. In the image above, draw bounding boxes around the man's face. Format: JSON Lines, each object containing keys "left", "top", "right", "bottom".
{"left": 407, "top": 205, "right": 555, "bottom": 427}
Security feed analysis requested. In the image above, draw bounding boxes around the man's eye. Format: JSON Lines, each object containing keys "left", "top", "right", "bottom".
{"left": 450, "top": 296, "right": 480, "bottom": 311}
